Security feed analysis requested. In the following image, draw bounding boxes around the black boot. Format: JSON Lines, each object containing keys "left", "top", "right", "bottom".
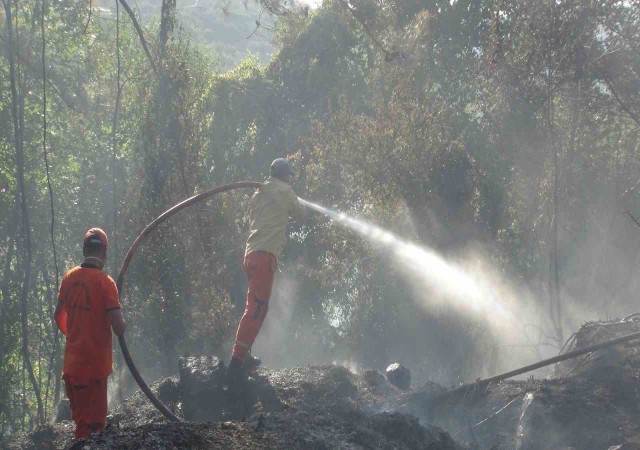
{"left": 244, "top": 353, "right": 262, "bottom": 372}
{"left": 226, "top": 357, "right": 247, "bottom": 392}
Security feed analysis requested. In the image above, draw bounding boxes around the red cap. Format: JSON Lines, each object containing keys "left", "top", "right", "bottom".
{"left": 84, "top": 227, "right": 108, "bottom": 248}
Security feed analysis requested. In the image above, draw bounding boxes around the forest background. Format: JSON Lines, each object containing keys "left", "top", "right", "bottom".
{"left": 1, "top": 0, "right": 639, "bottom": 441}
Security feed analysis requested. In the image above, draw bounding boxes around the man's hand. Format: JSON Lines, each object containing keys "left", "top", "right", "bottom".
{"left": 108, "top": 309, "right": 127, "bottom": 336}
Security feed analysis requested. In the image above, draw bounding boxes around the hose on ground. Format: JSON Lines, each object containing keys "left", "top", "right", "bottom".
{"left": 623, "top": 312, "right": 640, "bottom": 321}
{"left": 115, "top": 181, "right": 262, "bottom": 422}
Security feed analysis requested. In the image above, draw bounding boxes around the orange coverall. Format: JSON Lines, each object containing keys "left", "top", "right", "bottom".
{"left": 56, "top": 263, "right": 120, "bottom": 439}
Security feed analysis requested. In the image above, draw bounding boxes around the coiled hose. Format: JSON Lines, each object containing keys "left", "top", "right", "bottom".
{"left": 115, "top": 181, "right": 262, "bottom": 422}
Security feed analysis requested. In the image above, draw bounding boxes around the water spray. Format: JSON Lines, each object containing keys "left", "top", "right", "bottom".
{"left": 300, "top": 198, "right": 640, "bottom": 407}
{"left": 299, "top": 198, "right": 513, "bottom": 326}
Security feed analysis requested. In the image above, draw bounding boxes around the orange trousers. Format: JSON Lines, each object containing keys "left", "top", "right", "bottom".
{"left": 64, "top": 375, "right": 107, "bottom": 439}
{"left": 232, "top": 251, "right": 277, "bottom": 361}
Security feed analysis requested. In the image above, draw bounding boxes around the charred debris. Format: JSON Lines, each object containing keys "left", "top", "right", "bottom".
{"left": 8, "top": 319, "right": 640, "bottom": 450}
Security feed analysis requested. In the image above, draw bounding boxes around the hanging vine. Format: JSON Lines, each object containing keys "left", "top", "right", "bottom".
{"left": 39, "top": 0, "right": 63, "bottom": 418}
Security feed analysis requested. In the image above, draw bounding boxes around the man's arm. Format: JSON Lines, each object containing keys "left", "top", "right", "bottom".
{"left": 104, "top": 276, "right": 126, "bottom": 336}
{"left": 107, "top": 309, "right": 127, "bottom": 336}
{"left": 54, "top": 301, "right": 67, "bottom": 336}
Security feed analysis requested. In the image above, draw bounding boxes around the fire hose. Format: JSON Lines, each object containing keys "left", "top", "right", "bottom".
{"left": 115, "top": 180, "right": 640, "bottom": 422}
{"left": 115, "top": 181, "right": 262, "bottom": 422}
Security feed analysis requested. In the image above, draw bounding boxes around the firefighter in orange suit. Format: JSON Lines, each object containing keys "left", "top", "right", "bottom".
{"left": 54, "top": 228, "right": 126, "bottom": 439}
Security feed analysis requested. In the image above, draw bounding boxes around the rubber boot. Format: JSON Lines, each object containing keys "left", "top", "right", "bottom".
{"left": 244, "top": 353, "right": 262, "bottom": 372}
{"left": 225, "top": 357, "right": 247, "bottom": 392}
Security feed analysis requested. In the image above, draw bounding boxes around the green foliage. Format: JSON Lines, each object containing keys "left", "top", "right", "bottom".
{"left": 1, "top": 0, "right": 640, "bottom": 441}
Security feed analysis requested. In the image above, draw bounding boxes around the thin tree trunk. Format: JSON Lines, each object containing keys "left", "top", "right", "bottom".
{"left": 37, "top": 267, "right": 44, "bottom": 410}
{"left": 3, "top": 0, "right": 45, "bottom": 425}
{"left": 42, "top": 262, "right": 56, "bottom": 420}
{"left": 52, "top": 329, "right": 62, "bottom": 414}
{"left": 0, "top": 207, "right": 19, "bottom": 371}
{"left": 39, "top": 0, "right": 63, "bottom": 414}
{"left": 551, "top": 116, "right": 562, "bottom": 345}
{"left": 159, "top": 0, "right": 176, "bottom": 57}
{"left": 112, "top": 0, "right": 122, "bottom": 272}
{"left": 117, "top": 0, "right": 158, "bottom": 74}
{"left": 21, "top": 362, "right": 26, "bottom": 430}
{"left": 546, "top": 0, "right": 562, "bottom": 347}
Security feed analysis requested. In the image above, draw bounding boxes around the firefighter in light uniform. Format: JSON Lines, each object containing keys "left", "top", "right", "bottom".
{"left": 227, "top": 158, "right": 304, "bottom": 386}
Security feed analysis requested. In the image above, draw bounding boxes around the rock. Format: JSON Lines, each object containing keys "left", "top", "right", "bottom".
{"left": 386, "top": 363, "right": 411, "bottom": 390}
{"left": 106, "top": 412, "right": 124, "bottom": 427}
{"left": 363, "top": 369, "right": 386, "bottom": 387}
{"left": 178, "top": 355, "right": 227, "bottom": 422}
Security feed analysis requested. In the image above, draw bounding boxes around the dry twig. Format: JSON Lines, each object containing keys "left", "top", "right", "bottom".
{"left": 626, "top": 211, "right": 640, "bottom": 229}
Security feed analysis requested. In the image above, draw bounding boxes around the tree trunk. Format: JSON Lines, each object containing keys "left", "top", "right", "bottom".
{"left": 2, "top": 0, "right": 45, "bottom": 426}
{"left": 546, "top": 0, "right": 562, "bottom": 347}
{"left": 159, "top": 0, "right": 177, "bottom": 59}
{"left": 0, "top": 207, "right": 19, "bottom": 373}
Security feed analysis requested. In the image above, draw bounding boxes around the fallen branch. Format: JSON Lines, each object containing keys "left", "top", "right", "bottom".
{"left": 431, "top": 329, "right": 640, "bottom": 406}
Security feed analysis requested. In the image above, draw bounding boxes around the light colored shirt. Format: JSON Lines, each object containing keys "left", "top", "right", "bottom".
{"left": 245, "top": 177, "right": 304, "bottom": 258}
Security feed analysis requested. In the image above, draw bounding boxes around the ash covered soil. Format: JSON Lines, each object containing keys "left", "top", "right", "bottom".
{"left": 8, "top": 362, "right": 462, "bottom": 450}
{"left": 9, "top": 319, "right": 640, "bottom": 450}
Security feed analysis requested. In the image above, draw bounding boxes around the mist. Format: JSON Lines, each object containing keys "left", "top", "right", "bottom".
{"left": 297, "top": 199, "right": 542, "bottom": 377}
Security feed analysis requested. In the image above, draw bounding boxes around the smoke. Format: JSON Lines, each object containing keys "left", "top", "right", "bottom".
{"left": 252, "top": 270, "right": 348, "bottom": 368}
{"left": 107, "top": 363, "right": 128, "bottom": 406}
{"left": 251, "top": 273, "right": 300, "bottom": 367}
{"left": 299, "top": 198, "right": 552, "bottom": 377}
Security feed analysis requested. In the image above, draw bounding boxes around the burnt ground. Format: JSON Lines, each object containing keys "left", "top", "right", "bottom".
{"left": 8, "top": 319, "right": 640, "bottom": 450}
{"left": 7, "top": 364, "right": 462, "bottom": 450}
